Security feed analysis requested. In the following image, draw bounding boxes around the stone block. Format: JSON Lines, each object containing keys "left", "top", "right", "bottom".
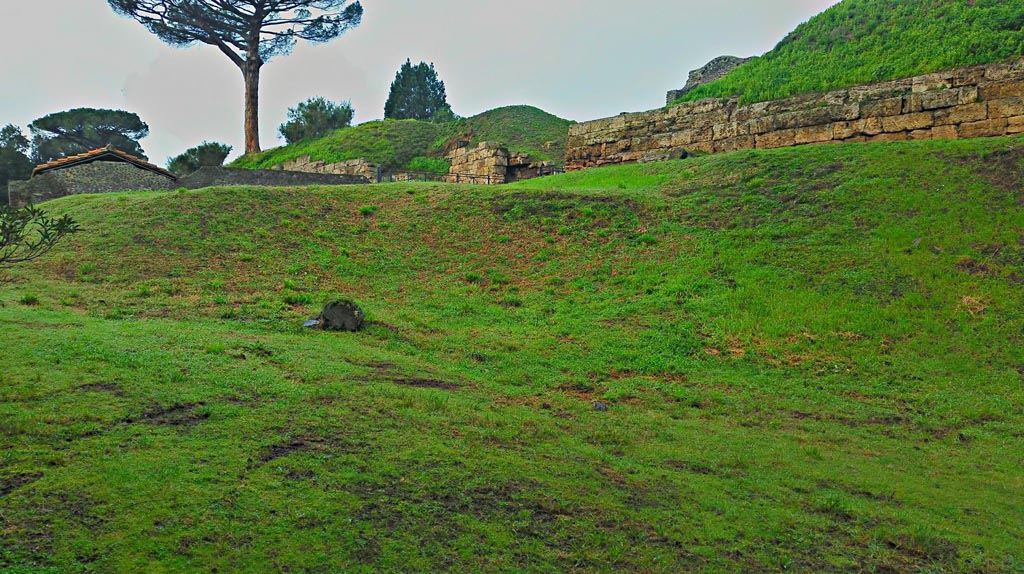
{"left": 833, "top": 117, "right": 883, "bottom": 139}
{"left": 959, "top": 118, "right": 1009, "bottom": 138}
{"left": 987, "top": 97, "right": 1024, "bottom": 119}
{"left": 794, "top": 124, "right": 834, "bottom": 144}
{"left": 775, "top": 108, "right": 833, "bottom": 130}
{"left": 1009, "top": 116, "right": 1024, "bottom": 134}
{"left": 903, "top": 94, "right": 924, "bottom": 114}
{"left": 908, "top": 129, "right": 933, "bottom": 140}
{"left": 983, "top": 62, "right": 1021, "bottom": 82}
{"left": 919, "top": 89, "right": 960, "bottom": 110}
{"left": 880, "top": 112, "right": 933, "bottom": 133}
{"left": 933, "top": 103, "right": 988, "bottom": 125}
{"left": 979, "top": 81, "right": 1024, "bottom": 101}
{"left": 756, "top": 129, "right": 797, "bottom": 149}
{"left": 865, "top": 132, "right": 908, "bottom": 142}
{"left": 828, "top": 103, "right": 861, "bottom": 122}
{"left": 952, "top": 66, "right": 986, "bottom": 87}
{"left": 959, "top": 86, "right": 980, "bottom": 105}
{"left": 931, "top": 125, "right": 958, "bottom": 140}
{"left": 686, "top": 141, "right": 715, "bottom": 154}
{"left": 713, "top": 122, "right": 740, "bottom": 140}
{"left": 733, "top": 101, "right": 771, "bottom": 123}
{"left": 713, "top": 136, "right": 756, "bottom": 153}
{"left": 912, "top": 73, "right": 951, "bottom": 93}
{"left": 860, "top": 97, "right": 903, "bottom": 118}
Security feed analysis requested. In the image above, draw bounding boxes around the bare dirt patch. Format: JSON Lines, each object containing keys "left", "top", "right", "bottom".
{"left": 125, "top": 402, "right": 209, "bottom": 426}
{"left": 1, "top": 471, "right": 44, "bottom": 497}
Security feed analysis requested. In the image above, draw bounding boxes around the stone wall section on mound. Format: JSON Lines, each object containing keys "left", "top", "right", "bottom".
{"left": 567, "top": 58, "right": 1024, "bottom": 171}
{"left": 275, "top": 156, "right": 380, "bottom": 181}
{"left": 447, "top": 142, "right": 510, "bottom": 184}
{"left": 666, "top": 55, "right": 754, "bottom": 105}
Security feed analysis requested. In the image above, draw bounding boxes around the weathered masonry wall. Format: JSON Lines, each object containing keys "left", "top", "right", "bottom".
{"left": 8, "top": 162, "right": 176, "bottom": 208}
{"left": 178, "top": 167, "right": 367, "bottom": 189}
{"left": 275, "top": 156, "right": 379, "bottom": 181}
{"left": 567, "top": 58, "right": 1024, "bottom": 171}
{"left": 7, "top": 165, "right": 367, "bottom": 208}
{"left": 447, "top": 142, "right": 555, "bottom": 184}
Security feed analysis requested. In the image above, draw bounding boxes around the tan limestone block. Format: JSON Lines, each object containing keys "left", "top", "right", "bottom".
{"left": 880, "top": 112, "right": 934, "bottom": 133}
{"left": 903, "top": 94, "right": 925, "bottom": 113}
{"left": 713, "top": 122, "right": 740, "bottom": 140}
{"left": 687, "top": 141, "right": 715, "bottom": 154}
{"left": 1008, "top": 116, "right": 1024, "bottom": 134}
{"left": 987, "top": 97, "right": 1024, "bottom": 119}
{"left": 829, "top": 103, "right": 862, "bottom": 122}
{"left": 713, "top": 136, "right": 756, "bottom": 153}
{"left": 952, "top": 66, "right": 986, "bottom": 88}
{"left": 959, "top": 118, "right": 1009, "bottom": 138}
{"left": 979, "top": 81, "right": 1024, "bottom": 101}
{"left": 912, "top": 73, "right": 951, "bottom": 93}
{"left": 919, "top": 89, "right": 961, "bottom": 110}
{"left": 794, "top": 124, "right": 834, "bottom": 144}
{"left": 908, "top": 129, "right": 933, "bottom": 140}
{"left": 756, "top": 129, "right": 797, "bottom": 149}
{"left": 865, "top": 132, "right": 908, "bottom": 142}
{"left": 733, "top": 101, "right": 771, "bottom": 123}
{"left": 933, "top": 103, "right": 988, "bottom": 125}
{"left": 930, "top": 125, "right": 958, "bottom": 139}
{"left": 958, "top": 86, "right": 980, "bottom": 105}
{"left": 860, "top": 97, "right": 903, "bottom": 118}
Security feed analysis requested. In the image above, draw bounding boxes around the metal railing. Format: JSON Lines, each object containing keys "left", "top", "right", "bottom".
{"left": 376, "top": 165, "right": 565, "bottom": 185}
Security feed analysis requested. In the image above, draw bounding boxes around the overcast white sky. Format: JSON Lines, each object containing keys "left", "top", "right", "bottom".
{"left": 0, "top": 0, "right": 840, "bottom": 165}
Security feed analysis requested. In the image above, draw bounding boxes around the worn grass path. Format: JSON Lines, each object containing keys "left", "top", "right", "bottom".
{"left": 2, "top": 136, "right": 1023, "bottom": 573}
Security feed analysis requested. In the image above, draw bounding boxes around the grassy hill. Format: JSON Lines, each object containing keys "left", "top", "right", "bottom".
{"left": 2, "top": 136, "right": 1023, "bottom": 572}
{"left": 674, "top": 0, "right": 1024, "bottom": 106}
{"left": 231, "top": 105, "right": 572, "bottom": 172}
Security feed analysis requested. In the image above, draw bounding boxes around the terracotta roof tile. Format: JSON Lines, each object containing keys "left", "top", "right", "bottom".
{"left": 32, "top": 144, "right": 177, "bottom": 180}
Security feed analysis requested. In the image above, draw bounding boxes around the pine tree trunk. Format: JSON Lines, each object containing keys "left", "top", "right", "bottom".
{"left": 243, "top": 62, "right": 262, "bottom": 154}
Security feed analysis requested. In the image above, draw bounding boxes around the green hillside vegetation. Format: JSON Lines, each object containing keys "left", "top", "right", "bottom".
{"left": 231, "top": 105, "right": 572, "bottom": 172}
{"left": 674, "top": 0, "right": 1024, "bottom": 106}
{"left": 3, "top": 136, "right": 1023, "bottom": 572}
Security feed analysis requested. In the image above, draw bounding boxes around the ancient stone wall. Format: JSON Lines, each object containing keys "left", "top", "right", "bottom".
{"left": 448, "top": 142, "right": 510, "bottom": 184}
{"left": 178, "top": 167, "right": 367, "bottom": 189}
{"left": 8, "top": 162, "right": 177, "bottom": 208}
{"left": 446, "top": 142, "right": 554, "bottom": 184}
{"left": 7, "top": 165, "right": 367, "bottom": 207}
{"left": 276, "top": 156, "right": 379, "bottom": 181}
{"left": 569, "top": 58, "right": 1024, "bottom": 171}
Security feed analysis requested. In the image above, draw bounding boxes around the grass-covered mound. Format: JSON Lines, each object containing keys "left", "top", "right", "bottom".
{"left": 231, "top": 105, "right": 572, "bottom": 172}
{"left": 674, "top": 0, "right": 1024, "bottom": 106}
{"left": 455, "top": 105, "right": 572, "bottom": 164}
{"left": 2, "top": 136, "right": 1023, "bottom": 572}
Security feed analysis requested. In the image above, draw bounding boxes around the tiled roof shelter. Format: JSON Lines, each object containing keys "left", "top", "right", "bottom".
{"left": 7, "top": 144, "right": 178, "bottom": 208}
{"left": 32, "top": 144, "right": 177, "bottom": 180}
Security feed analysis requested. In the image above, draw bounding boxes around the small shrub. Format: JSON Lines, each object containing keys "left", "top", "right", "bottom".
{"left": 359, "top": 206, "right": 378, "bottom": 217}
{"left": 407, "top": 156, "right": 450, "bottom": 174}
{"left": 282, "top": 291, "right": 313, "bottom": 306}
{"left": 19, "top": 293, "right": 39, "bottom": 306}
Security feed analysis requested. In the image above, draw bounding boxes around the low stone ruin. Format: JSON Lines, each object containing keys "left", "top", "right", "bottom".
{"left": 446, "top": 142, "right": 555, "bottom": 184}
{"left": 275, "top": 156, "right": 380, "bottom": 181}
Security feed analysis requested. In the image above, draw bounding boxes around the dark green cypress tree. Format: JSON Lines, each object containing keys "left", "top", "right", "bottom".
{"left": 383, "top": 60, "right": 451, "bottom": 121}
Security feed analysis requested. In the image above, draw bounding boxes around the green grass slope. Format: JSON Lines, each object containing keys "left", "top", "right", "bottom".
{"left": 2, "top": 136, "right": 1023, "bottom": 573}
{"left": 456, "top": 105, "right": 572, "bottom": 164}
{"left": 231, "top": 105, "right": 572, "bottom": 172}
{"left": 675, "top": 0, "right": 1024, "bottom": 106}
